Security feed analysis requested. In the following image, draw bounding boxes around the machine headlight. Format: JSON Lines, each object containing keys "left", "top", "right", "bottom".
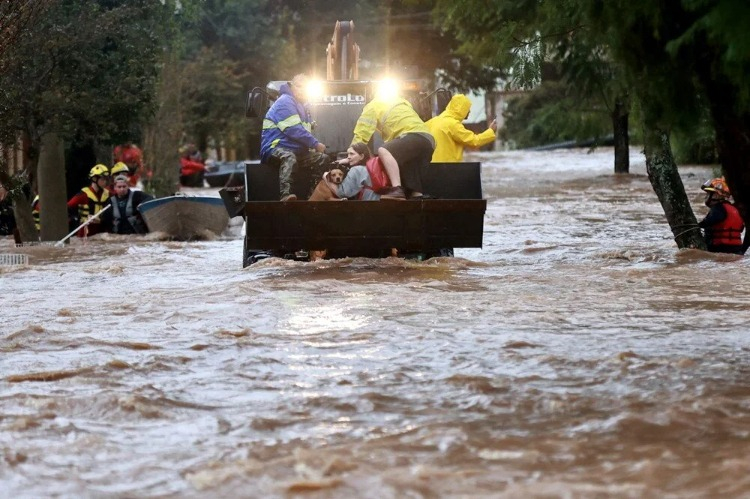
{"left": 374, "top": 78, "right": 401, "bottom": 100}
{"left": 305, "top": 79, "right": 325, "bottom": 101}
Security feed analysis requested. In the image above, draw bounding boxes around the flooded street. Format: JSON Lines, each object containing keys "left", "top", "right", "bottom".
{"left": 3, "top": 148, "right": 750, "bottom": 498}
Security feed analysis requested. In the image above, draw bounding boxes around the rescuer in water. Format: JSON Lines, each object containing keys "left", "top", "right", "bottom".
{"left": 67, "top": 164, "right": 111, "bottom": 237}
{"left": 698, "top": 177, "right": 745, "bottom": 255}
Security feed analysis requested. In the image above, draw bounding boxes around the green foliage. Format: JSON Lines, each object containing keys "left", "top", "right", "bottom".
{"left": 670, "top": 109, "right": 719, "bottom": 164}
{"left": 180, "top": 48, "right": 248, "bottom": 150}
{"left": 669, "top": 0, "right": 750, "bottom": 107}
{"left": 436, "top": 57, "right": 504, "bottom": 93}
{"left": 433, "top": 0, "right": 539, "bottom": 78}
{"left": 0, "top": 1, "right": 175, "bottom": 152}
{"left": 433, "top": 0, "right": 629, "bottom": 148}
{"left": 501, "top": 81, "right": 612, "bottom": 148}
{"left": 574, "top": 0, "right": 750, "bottom": 169}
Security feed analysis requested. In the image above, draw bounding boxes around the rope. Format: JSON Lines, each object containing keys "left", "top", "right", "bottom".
{"left": 673, "top": 226, "right": 701, "bottom": 240}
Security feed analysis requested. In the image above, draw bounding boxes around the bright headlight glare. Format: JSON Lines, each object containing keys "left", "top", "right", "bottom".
{"left": 306, "top": 79, "right": 325, "bottom": 101}
{"left": 375, "top": 78, "right": 400, "bottom": 100}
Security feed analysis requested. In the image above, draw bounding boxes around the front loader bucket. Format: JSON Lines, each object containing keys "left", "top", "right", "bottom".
{"left": 242, "top": 199, "right": 486, "bottom": 257}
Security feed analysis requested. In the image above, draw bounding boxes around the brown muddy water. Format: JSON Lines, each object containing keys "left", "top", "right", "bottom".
{"left": 2, "top": 148, "right": 750, "bottom": 498}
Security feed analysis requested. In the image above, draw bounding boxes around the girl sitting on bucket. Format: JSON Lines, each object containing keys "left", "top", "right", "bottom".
{"left": 331, "top": 142, "right": 391, "bottom": 201}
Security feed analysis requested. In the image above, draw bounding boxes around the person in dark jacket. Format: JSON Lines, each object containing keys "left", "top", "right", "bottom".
{"left": 260, "top": 73, "right": 329, "bottom": 201}
{"left": 0, "top": 183, "right": 16, "bottom": 236}
{"left": 698, "top": 177, "right": 745, "bottom": 255}
{"left": 103, "top": 175, "right": 153, "bottom": 234}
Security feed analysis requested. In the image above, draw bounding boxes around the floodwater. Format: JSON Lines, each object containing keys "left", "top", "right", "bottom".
{"left": 2, "top": 148, "right": 750, "bottom": 498}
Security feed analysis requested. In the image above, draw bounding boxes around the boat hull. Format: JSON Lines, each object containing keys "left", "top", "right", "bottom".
{"left": 138, "top": 196, "right": 229, "bottom": 240}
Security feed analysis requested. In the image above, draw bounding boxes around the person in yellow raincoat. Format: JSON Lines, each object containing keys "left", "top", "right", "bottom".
{"left": 351, "top": 92, "right": 434, "bottom": 200}
{"left": 426, "top": 94, "right": 497, "bottom": 162}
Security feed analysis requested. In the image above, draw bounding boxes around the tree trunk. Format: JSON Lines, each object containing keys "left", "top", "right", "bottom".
{"left": 11, "top": 192, "right": 37, "bottom": 242}
{"left": 38, "top": 132, "right": 68, "bottom": 241}
{"left": 0, "top": 161, "right": 38, "bottom": 242}
{"left": 691, "top": 42, "right": 750, "bottom": 251}
{"left": 694, "top": 68, "right": 750, "bottom": 250}
{"left": 642, "top": 125, "right": 705, "bottom": 250}
{"left": 143, "top": 50, "right": 183, "bottom": 198}
{"left": 612, "top": 94, "right": 629, "bottom": 174}
{"left": 714, "top": 116, "right": 750, "bottom": 252}
{"left": 714, "top": 117, "right": 750, "bottom": 218}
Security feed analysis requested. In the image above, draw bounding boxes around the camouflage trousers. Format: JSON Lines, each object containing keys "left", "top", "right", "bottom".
{"left": 269, "top": 148, "right": 333, "bottom": 200}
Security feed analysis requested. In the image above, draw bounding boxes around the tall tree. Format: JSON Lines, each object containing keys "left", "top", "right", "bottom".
{"left": 433, "top": 0, "right": 632, "bottom": 173}
{"left": 434, "top": 0, "right": 750, "bottom": 250}
{"left": 668, "top": 0, "right": 750, "bottom": 248}
{"left": 578, "top": 0, "right": 709, "bottom": 249}
{"left": 0, "top": 0, "right": 57, "bottom": 240}
{"left": 0, "top": 0, "right": 176, "bottom": 241}
{"left": 177, "top": 0, "right": 280, "bottom": 157}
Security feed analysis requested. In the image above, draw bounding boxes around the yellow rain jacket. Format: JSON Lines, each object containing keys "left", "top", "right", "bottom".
{"left": 352, "top": 97, "right": 432, "bottom": 145}
{"left": 425, "top": 94, "right": 496, "bottom": 162}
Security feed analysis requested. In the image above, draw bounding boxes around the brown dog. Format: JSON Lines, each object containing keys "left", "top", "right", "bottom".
{"left": 308, "top": 168, "right": 344, "bottom": 201}
{"left": 309, "top": 168, "right": 345, "bottom": 261}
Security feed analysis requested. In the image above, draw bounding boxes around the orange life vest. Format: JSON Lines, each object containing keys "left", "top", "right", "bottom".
{"left": 706, "top": 202, "right": 744, "bottom": 246}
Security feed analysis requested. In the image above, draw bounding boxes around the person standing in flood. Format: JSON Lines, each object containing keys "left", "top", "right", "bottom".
{"left": 178, "top": 144, "right": 206, "bottom": 188}
{"left": 698, "top": 177, "right": 745, "bottom": 255}
{"left": 67, "top": 164, "right": 111, "bottom": 237}
{"left": 425, "top": 94, "right": 497, "bottom": 162}
{"left": 0, "top": 183, "right": 16, "bottom": 236}
{"left": 103, "top": 175, "right": 152, "bottom": 234}
{"left": 113, "top": 143, "right": 149, "bottom": 188}
{"left": 260, "top": 73, "right": 329, "bottom": 201}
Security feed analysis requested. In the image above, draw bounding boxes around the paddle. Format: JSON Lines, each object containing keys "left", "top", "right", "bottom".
{"left": 55, "top": 204, "right": 111, "bottom": 247}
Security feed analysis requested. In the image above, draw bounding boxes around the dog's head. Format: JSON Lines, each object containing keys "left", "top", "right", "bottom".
{"left": 329, "top": 168, "right": 344, "bottom": 185}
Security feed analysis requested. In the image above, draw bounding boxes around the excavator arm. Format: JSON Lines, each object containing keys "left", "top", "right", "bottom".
{"left": 326, "top": 20, "right": 359, "bottom": 81}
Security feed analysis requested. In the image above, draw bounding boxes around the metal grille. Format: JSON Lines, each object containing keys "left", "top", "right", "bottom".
{"left": 0, "top": 254, "right": 29, "bottom": 266}
{"left": 14, "top": 242, "right": 55, "bottom": 247}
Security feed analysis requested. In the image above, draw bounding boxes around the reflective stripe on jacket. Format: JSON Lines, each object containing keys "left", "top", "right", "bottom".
{"left": 260, "top": 83, "right": 318, "bottom": 162}
{"left": 79, "top": 187, "right": 109, "bottom": 221}
{"left": 352, "top": 97, "right": 431, "bottom": 145}
{"left": 31, "top": 195, "right": 40, "bottom": 230}
{"left": 425, "top": 94, "right": 496, "bottom": 162}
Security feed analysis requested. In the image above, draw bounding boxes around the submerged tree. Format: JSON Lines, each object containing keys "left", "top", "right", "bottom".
{"left": 434, "top": 0, "right": 750, "bottom": 251}
{"left": 0, "top": 0, "right": 57, "bottom": 240}
{"left": 579, "top": 0, "right": 709, "bottom": 249}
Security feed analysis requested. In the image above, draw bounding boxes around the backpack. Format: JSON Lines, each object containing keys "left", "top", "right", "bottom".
{"left": 365, "top": 157, "right": 391, "bottom": 193}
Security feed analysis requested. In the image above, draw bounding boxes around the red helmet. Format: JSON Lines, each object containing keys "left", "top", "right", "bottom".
{"left": 701, "top": 177, "right": 731, "bottom": 199}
